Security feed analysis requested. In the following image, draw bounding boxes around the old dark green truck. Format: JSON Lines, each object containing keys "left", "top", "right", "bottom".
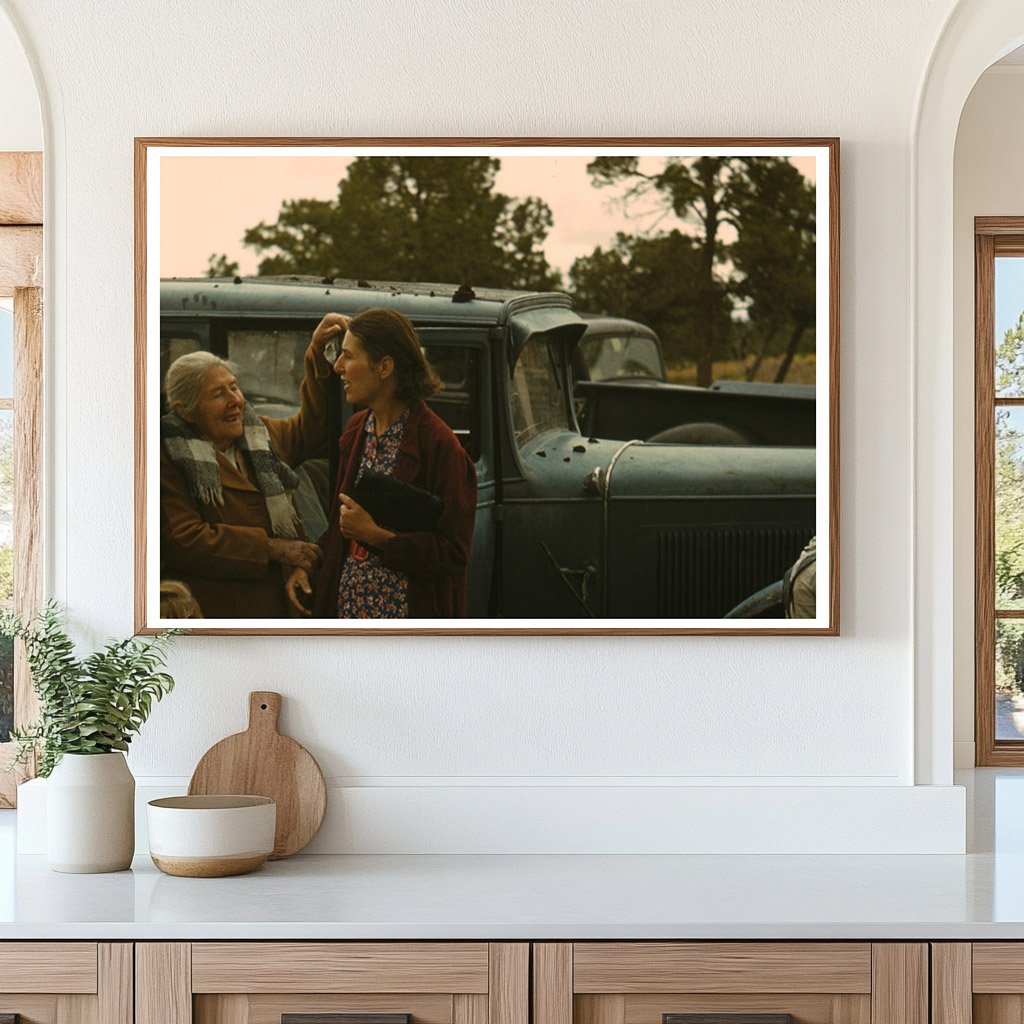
{"left": 161, "top": 277, "right": 816, "bottom": 620}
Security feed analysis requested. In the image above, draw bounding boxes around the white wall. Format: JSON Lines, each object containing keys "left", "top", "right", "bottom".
{"left": 0, "top": 0, "right": 976, "bottom": 852}
{"left": 0, "top": 7, "right": 39, "bottom": 152}
{"left": 953, "top": 66, "right": 1024, "bottom": 767}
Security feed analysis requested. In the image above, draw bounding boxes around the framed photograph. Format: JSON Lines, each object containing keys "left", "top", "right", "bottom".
{"left": 135, "top": 137, "right": 838, "bottom": 635}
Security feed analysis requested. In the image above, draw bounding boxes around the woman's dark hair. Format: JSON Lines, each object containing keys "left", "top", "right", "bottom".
{"left": 349, "top": 308, "right": 442, "bottom": 402}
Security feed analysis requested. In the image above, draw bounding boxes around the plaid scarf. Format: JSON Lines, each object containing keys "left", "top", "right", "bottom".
{"left": 161, "top": 407, "right": 302, "bottom": 539}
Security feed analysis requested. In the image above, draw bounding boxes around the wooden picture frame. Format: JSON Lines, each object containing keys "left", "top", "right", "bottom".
{"left": 136, "top": 137, "right": 839, "bottom": 636}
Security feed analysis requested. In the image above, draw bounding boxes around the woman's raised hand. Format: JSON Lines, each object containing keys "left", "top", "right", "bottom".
{"left": 312, "top": 313, "right": 352, "bottom": 360}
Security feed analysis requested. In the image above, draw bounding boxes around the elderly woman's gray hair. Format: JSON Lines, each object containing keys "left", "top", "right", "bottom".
{"left": 164, "top": 351, "right": 237, "bottom": 419}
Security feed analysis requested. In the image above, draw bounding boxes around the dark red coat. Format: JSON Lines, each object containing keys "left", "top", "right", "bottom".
{"left": 311, "top": 401, "right": 478, "bottom": 618}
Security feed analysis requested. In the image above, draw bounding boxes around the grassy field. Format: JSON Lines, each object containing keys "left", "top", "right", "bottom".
{"left": 666, "top": 353, "right": 816, "bottom": 386}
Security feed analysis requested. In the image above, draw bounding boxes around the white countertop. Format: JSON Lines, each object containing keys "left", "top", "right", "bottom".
{"left": 1, "top": 770, "right": 1021, "bottom": 941}
{"left": 3, "top": 844, "right": 1024, "bottom": 940}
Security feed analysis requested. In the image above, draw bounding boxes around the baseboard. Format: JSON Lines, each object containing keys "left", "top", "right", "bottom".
{"left": 17, "top": 778, "right": 967, "bottom": 856}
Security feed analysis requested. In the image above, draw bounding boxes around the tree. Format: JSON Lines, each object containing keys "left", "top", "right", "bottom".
{"left": 996, "top": 312, "right": 1024, "bottom": 618}
{"left": 206, "top": 253, "right": 239, "bottom": 278}
{"left": 585, "top": 155, "right": 818, "bottom": 386}
{"left": 243, "top": 157, "right": 560, "bottom": 291}
{"left": 728, "top": 158, "right": 816, "bottom": 383}
{"left": 994, "top": 313, "right": 1024, "bottom": 693}
{"left": 587, "top": 156, "right": 741, "bottom": 386}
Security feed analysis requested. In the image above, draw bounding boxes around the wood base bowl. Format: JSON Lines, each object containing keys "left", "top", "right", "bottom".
{"left": 147, "top": 795, "right": 276, "bottom": 878}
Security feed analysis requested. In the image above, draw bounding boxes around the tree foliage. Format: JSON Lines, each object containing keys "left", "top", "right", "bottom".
{"left": 243, "top": 157, "right": 561, "bottom": 291}
{"left": 728, "top": 158, "right": 816, "bottom": 382}
{"left": 996, "top": 315, "right": 1024, "bottom": 624}
{"left": 1, "top": 603, "right": 179, "bottom": 777}
{"left": 578, "top": 155, "right": 816, "bottom": 385}
{"left": 206, "top": 253, "right": 239, "bottom": 278}
{"left": 994, "top": 312, "right": 1024, "bottom": 692}
{"left": 571, "top": 230, "right": 731, "bottom": 368}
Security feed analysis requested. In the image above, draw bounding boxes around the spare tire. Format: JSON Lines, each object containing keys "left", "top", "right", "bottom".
{"left": 647, "top": 421, "right": 749, "bottom": 445}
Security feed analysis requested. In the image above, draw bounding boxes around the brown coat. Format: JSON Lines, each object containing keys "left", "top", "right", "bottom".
{"left": 160, "top": 340, "right": 333, "bottom": 619}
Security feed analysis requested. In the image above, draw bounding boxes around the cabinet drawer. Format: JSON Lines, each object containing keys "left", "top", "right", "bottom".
{"left": 572, "top": 944, "right": 872, "bottom": 994}
{"left": 0, "top": 942, "right": 130, "bottom": 1024}
{"left": 138, "top": 942, "right": 528, "bottom": 1024}
{"left": 191, "top": 943, "right": 490, "bottom": 993}
{"left": 535, "top": 944, "right": 924, "bottom": 1024}
{"left": 0, "top": 942, "right": 98, "bottom": 993}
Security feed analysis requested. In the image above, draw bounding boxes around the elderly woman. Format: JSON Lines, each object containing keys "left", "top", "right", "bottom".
{"left": 160, "top": 315, "right": 342, "bottom": 618}
{"left": 286, "top": 308, "right": 477, "bottom": 619}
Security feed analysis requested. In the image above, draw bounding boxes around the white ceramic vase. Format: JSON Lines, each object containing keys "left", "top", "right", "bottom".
{"left": 46, "top": 752, "right": 135, "bottom": 873}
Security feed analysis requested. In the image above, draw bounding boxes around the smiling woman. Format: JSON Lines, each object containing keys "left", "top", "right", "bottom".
{"left": 158, "top": 319, "right": 339, "bottom": 619}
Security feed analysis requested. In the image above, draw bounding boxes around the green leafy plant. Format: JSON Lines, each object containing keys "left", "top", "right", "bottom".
{"left": 1, "top": 603, "right": 179, "bottom": 777}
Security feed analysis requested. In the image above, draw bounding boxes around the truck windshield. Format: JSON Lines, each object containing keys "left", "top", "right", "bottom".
{"left": 578, "top": 332, "right": 663, "bottom": 382}
{"left": 510, "top": 336, "right": 573, "bottom": 447}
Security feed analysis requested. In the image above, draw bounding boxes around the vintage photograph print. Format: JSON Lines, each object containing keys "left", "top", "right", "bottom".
{"left": 136, "top": 138, "right": 838, "bottom": 635}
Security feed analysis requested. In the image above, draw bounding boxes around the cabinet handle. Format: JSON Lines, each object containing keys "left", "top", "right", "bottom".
{"left": 0, "top": 1015, "right": 20, "bottom": 1024}
{"left": 283, "top": 1015, "right": 412, "bottom": 1024}
{"left": 664, "top": 1016, "right": 794, "bottom": 1024}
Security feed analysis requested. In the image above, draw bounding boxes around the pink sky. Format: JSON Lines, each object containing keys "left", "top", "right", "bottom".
{"left": 159, "top": 152, "right": 818, "bottom": 282}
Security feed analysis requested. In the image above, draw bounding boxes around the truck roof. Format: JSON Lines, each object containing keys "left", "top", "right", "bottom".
{"left": 161, "top": 276, "right": 575, "bottom": 328}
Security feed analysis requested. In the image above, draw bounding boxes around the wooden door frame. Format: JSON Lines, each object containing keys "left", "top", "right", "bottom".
{"left": 0, "top": 151, "right": 43, "bottom": 806}
{"left": 976, "top": 216, "right": 1024, "bottom": 765}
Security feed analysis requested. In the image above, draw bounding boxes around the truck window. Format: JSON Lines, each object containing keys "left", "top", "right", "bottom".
{"left": 423, "top": 345, "right": 480, "bottom": 462}
{"left": 510, "top": 336, "right": 573, "bottom": 447}
{"left": 226, "top": 328, "right": 311, "bottom": 418}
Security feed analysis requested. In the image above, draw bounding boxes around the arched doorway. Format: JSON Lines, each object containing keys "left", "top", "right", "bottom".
{"left": 914, "top": 0, "right": 1024, "bottom": 784}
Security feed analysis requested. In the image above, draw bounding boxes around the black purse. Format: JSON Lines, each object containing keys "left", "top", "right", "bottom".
{"left": 350, "top": 470, "right": 444, "bottom": 532}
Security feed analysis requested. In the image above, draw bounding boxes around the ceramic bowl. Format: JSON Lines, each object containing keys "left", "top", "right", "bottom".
{"left": 147, "top": 795, "right": 276, "bottom": 878}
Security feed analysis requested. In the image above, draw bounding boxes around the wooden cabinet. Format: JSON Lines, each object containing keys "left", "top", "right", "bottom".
{"left": 532, "top": 944, "right": 928, "bottom": 1024}
{"left": 136, "top": 942, "right": 528, "bottom": 1024}
{"left": 0, "top": 939, "right": 933, "bottom": 1024}
{"left": 0, "top": 942, "right": 132, "bottom": 1023}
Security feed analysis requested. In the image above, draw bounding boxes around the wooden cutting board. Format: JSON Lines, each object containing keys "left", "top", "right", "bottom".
{"left": 188, "top": 691, "right": 327, "bottom": 860}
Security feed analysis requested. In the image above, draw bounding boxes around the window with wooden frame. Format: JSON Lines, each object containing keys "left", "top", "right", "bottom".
{"left": 0, "top": 151, "right": 43, "bottom": 807}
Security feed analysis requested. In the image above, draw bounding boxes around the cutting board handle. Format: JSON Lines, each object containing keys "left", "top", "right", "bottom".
{"left": 248, "top": 691, "right": 282, "bottom": 734}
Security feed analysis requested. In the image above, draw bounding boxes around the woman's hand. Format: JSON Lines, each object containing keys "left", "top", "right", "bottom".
{"left": 339, "top": 493, "right": 395, "bottom": 549}
{"left": 284, "top": 566, "right": 314, "bottom": 616}
{"left": 268, "top": 538, "right": 321, "bottom": 571}
{"left": 312, "top": 313, "right": 352, "bottom": 363}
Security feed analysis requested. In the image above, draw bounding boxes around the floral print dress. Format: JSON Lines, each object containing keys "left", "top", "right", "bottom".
{"left": 337, "top": 410, "right": 410, "bottom": 619}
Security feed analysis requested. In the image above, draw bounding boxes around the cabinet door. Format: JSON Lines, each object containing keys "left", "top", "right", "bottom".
{"left": 948, "top": 943, "right": 1024, "bottom": 1024}
{"left": 0, "top": 942, "right": 131, "bottom": 1023}
{"left": 534, "top": 944, "right": 927, "bottom": 1024}
{"left": 137, "top": 942, "right": 528, "bottom": 1024}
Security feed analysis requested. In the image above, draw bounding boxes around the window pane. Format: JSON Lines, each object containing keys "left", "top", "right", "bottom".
{"left": 423, "top": 345, "right": 480, "bottom": 461}
{"left": 577, "top": 332, "right": 663, "bottom": 382}
{"left": 227, "top": 329, "right": 310, "bottom": 417}
{"left": 0, "top": 304, "right": 13, "bottom": 398}
{"left": 997, "top": 620, "right": 1024, "bottom": 740}
{"left": 995, "top": 257, "right": 1024, "bottom": 397}
{"left": 997, "top": 407, "right": 1024, "bottom": 609}
{"left": 510, "top": 338, "right": 572, "bottom": 448}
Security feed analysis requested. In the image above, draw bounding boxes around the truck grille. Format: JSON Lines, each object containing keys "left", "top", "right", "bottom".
{"left": 657, "top": 526, "right": 813, "bottom": 618}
